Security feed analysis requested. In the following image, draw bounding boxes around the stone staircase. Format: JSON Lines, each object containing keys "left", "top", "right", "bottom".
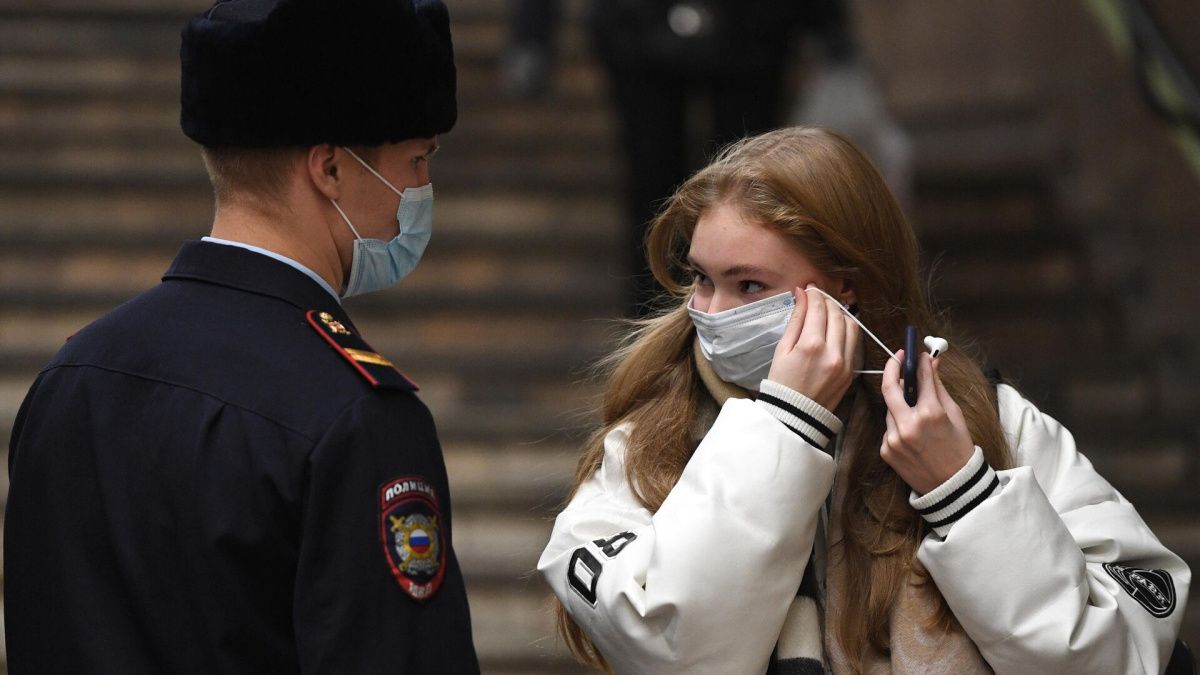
{"left": 2, "top": 0, "right": 1197, "bottom": 671}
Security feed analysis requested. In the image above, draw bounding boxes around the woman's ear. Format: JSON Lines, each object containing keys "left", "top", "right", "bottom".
{"left": 306, "top": 144, "right": 341, "bottom": 200}
{"left": 837, "top": 278, "right": 857, "bottom": 308}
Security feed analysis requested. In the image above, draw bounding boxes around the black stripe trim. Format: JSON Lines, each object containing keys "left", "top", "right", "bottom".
{"left": 926, "top": 475, "right": 1000, "bottom": 528}
{"left": 917, "top": 460, "right": 991, "bottom": 515}
{"left": 757, "top": 392, "right": 834, "bottom": 440}
{"left": 778, "top": 420, "right": 824, "bottom": 451}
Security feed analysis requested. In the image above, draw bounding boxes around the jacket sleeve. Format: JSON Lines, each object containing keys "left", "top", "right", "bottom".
{"left": 292, "top": 392, "right": 478, "bottom": 673}
{"left": 915, "top": 384, "right": 1190, "bottom": 674}
{"left": 537, "top": 397, "right": 836, "bottom": 674}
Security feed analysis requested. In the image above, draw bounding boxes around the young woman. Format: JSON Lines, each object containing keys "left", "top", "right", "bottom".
{"left": 538, "top": 128, "right": 1188, "bottom": 673}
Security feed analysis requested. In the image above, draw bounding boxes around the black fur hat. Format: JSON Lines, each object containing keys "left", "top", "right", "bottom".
{"left": 181, "top": 0, "right": 456, "bottom": 147}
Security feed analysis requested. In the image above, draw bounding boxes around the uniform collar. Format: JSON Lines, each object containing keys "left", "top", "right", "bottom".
{"left": 163, "top": 240, "right": 342, "bottom": 313}
{"left": 201, "top": 236, "right": 340, "bottom": 302}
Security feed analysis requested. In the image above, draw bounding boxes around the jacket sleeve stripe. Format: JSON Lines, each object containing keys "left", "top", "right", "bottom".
{"left": 916, "top": 460, "right": 990, "bottom": 515}
{"left": 926, "top": 475, "right": 1000, "bottom": 530}
{"left": 756, "top": 392, "right": 835, "bottom": 441}
{"left": 778, "top": 418, "right": 824, "bottom": 450}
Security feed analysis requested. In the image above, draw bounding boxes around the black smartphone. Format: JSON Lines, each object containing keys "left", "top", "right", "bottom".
{"left": 903, "top": 325, "right": 919, "bottom": 406}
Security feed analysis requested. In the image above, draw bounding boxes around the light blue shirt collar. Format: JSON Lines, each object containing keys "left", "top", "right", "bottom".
{"left": 201, "top": 236, "right": 341, "bottom": 303}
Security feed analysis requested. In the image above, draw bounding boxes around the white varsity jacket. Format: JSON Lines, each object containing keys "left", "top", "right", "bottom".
{"left": 537, "top": 383, "right": 1190, "bottom": 674}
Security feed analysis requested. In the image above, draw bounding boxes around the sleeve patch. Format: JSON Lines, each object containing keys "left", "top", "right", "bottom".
{"left": 1103, "top": 563, "right": 1176, "bottom": 618}
{"left": 380, "top": 476, "right": 445, "bottom": 602}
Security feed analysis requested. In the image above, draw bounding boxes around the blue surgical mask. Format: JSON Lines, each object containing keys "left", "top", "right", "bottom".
{"left": 330, "top": 148, "right": 433, "bottom": 297}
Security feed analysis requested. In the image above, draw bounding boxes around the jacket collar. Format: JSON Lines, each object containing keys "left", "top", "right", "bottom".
{"left": 163, "top": 240, "right": 341, "bottom": 313}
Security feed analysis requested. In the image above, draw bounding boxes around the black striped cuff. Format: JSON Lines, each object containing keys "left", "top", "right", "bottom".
{"left": 910, "top": 447, "right": 999, "bottom": 538}
{"left": 755, "top": 380, "right": 843, "bottom": 453}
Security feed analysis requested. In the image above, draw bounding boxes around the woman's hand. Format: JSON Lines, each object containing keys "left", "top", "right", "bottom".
{"left": 766, "top": 285, "right": 860, "bottom": 411}
{"left": 880, "top": 350, "right": 974, "bottom": 495}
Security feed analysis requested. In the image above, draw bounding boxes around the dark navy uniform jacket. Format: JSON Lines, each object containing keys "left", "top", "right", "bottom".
{"left": 5, "top": 241, "right": 480, "bottom": 674}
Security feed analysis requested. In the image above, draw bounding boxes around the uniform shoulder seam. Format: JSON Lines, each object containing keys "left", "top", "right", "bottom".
{"left": 41, "top": 362, "right": 322, "bottom": 444}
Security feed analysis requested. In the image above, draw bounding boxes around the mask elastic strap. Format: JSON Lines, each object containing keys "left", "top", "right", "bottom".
{"left": 807, "top": 286, "right": 900, "bottom": 375}
{"left": 343, "top": 147, "right": 404, "bottom": 196}
{"left": 329, "top": 199, "right": 363, "bottom": 241}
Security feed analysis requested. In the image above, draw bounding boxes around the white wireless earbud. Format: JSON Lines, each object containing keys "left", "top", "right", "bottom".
{"left": 924, "top": 336, "right": 949, "bottom": 358}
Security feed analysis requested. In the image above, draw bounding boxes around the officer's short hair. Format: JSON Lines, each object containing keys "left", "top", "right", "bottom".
{"left": 201, "top": 145, "right": 384, "bottom": 206}
{"left": 200, "top": 147, "right": 302, "bottom": 205}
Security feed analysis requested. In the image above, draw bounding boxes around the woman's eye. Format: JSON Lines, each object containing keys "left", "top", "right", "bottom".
{"left": 691, "top": 271, "right": 712, "bottom": 286}
{"left": 740, "top": 280, "right": 765, "bottom": 294}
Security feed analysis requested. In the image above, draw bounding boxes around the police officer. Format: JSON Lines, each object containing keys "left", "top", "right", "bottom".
{"left": 4, "top": 0, "right": 479, "bottom": 672}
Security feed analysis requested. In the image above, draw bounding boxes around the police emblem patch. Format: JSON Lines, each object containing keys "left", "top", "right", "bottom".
{"left": 1103, "top": 562, "right": 1176, "bottom": 618}
{"left": 379, "top": 476, "right": 445, "bottom": 602}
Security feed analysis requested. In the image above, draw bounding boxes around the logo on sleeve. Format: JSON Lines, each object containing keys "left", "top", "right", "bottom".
{"left": 1103, "top": 563, "right": 1176, "bottom": 618}
{"left": 379, "top": 476, "right": 446, "bottom": 602}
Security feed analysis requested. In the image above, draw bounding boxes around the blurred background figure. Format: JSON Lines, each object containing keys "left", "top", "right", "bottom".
{"left": 1, "top": 1, "right": 1199, "bottom": 673}
{"left": 503, "top": 0, "right": 870, "bottom": 317}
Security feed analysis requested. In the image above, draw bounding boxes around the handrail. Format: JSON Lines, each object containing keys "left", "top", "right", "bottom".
{"left": 1083, "top": 0, "right": 1200, "bottom": 182}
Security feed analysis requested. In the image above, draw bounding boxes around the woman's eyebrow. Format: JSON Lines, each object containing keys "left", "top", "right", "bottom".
{"left": 718, "top": 264, "right": 773, "bottom": 278}
{"left": 685, "top": 258, "right": 772, "bottom": 278}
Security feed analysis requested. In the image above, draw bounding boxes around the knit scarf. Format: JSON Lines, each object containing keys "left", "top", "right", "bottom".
{"left": 691, "top": 339, "right": 992, "bottom": 674}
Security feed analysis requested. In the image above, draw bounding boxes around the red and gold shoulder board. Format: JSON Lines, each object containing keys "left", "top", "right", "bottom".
{"left": 306, "top": 310, "right": 418, "bottom": 391}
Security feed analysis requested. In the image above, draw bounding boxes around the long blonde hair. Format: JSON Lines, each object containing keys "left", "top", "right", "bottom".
{"left": 555, "top": 127, "right": 1012, "bottom": 671}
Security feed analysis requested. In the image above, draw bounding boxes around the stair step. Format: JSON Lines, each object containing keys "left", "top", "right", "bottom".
{"left": 0, "top": 54, "right": 606, "bottom": 105}
{"left": 0, "top": 302, "right": 621, "bottom": 365}
{"left": 1082, "top": 438, "right": 1196, "bottom": 502}
{"left": 0, "top": 14, "right": 593, "bottom": 62}
{"left": 0, "top": 0, "right": 541, "bottom": 22}
{"left": 0, "top": 282, "right": 622, "bottom": 315}
{"left": 0, "top": 240, "right": 621, "bottom": 299}
{"left": 453, "top": 511, "right": 553, "bottom": 583}
{"left": 444, "top": 443, "right": 577, "bottom": 510}
{"left": 0, "top": 191, "right": 621, "bottom": 242}
{"left": 0, "top": 145, "right": 619, "bottom": 192}
{"left": 908, "top": 114, "right": 1065, "bottom": 187}
{"left": 465, "top": 584, "right": 580, "bottom": 671}
{"left": 928, "top": 251, "right": 1088, "bottom": 299}
{"left": 0, "top": 101, "right": 614, "bottom": 153}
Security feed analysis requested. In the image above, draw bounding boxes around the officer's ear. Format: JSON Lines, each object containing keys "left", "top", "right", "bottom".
{"left": 307, "top": 144, "right": 343, "bottom": 200}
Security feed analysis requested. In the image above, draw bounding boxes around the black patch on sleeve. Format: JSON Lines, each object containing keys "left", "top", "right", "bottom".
{"left": 1104, "top": 563, "right": 1176, "bottom": 618}
{"left": 593, "top": 531, "right": 637, "bottom": 558}
{"left": 567, "top": 547, "right": 602, "bottom": 607}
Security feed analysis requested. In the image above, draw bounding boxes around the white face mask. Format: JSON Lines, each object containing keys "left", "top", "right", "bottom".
{"left": 687, "top": 290, "right": 796, "bottom": 390}
{"left": 689, "top": 285, "right": 916, "bottom": 391}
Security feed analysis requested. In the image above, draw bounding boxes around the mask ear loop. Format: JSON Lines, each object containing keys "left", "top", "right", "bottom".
{"left": 806, "top": 286, "right": 900, "bottom": 375}
{"left": 329, "top": 199, "right": 364, "bottom": 240}
{"left": 343, "top": 147, "right": 405, "bottom": 197}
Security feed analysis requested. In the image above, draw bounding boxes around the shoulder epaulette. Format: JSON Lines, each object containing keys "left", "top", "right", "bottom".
{"left": 306, "top": 310, "right": 418, "bottom": 391}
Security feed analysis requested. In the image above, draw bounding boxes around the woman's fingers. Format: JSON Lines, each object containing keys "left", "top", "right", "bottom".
{"left": 776, "top": 287, "right": 807, "bottom": 353}
{"left": 915, "top": 352, "right": 940, "bottom": 410}
{"left": 824, "top": 296, "right": 845, "bottom": 353}
{"left": 881, "top": 348, "right": 907, "bottom": 412}
{"left": 842, "top": 308, "right": 860, "bottom": 368}
{"left": 931, "top": 357, "right": 967, "bottom": 423}
{"left": 930, "top": 356, "right": 953, "bottom": 407}
{"left": 883, "top": 408, "right": 898, "bottom": 447}
{"left": 798, "top": 285, "right": 828, "bottom": 348}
